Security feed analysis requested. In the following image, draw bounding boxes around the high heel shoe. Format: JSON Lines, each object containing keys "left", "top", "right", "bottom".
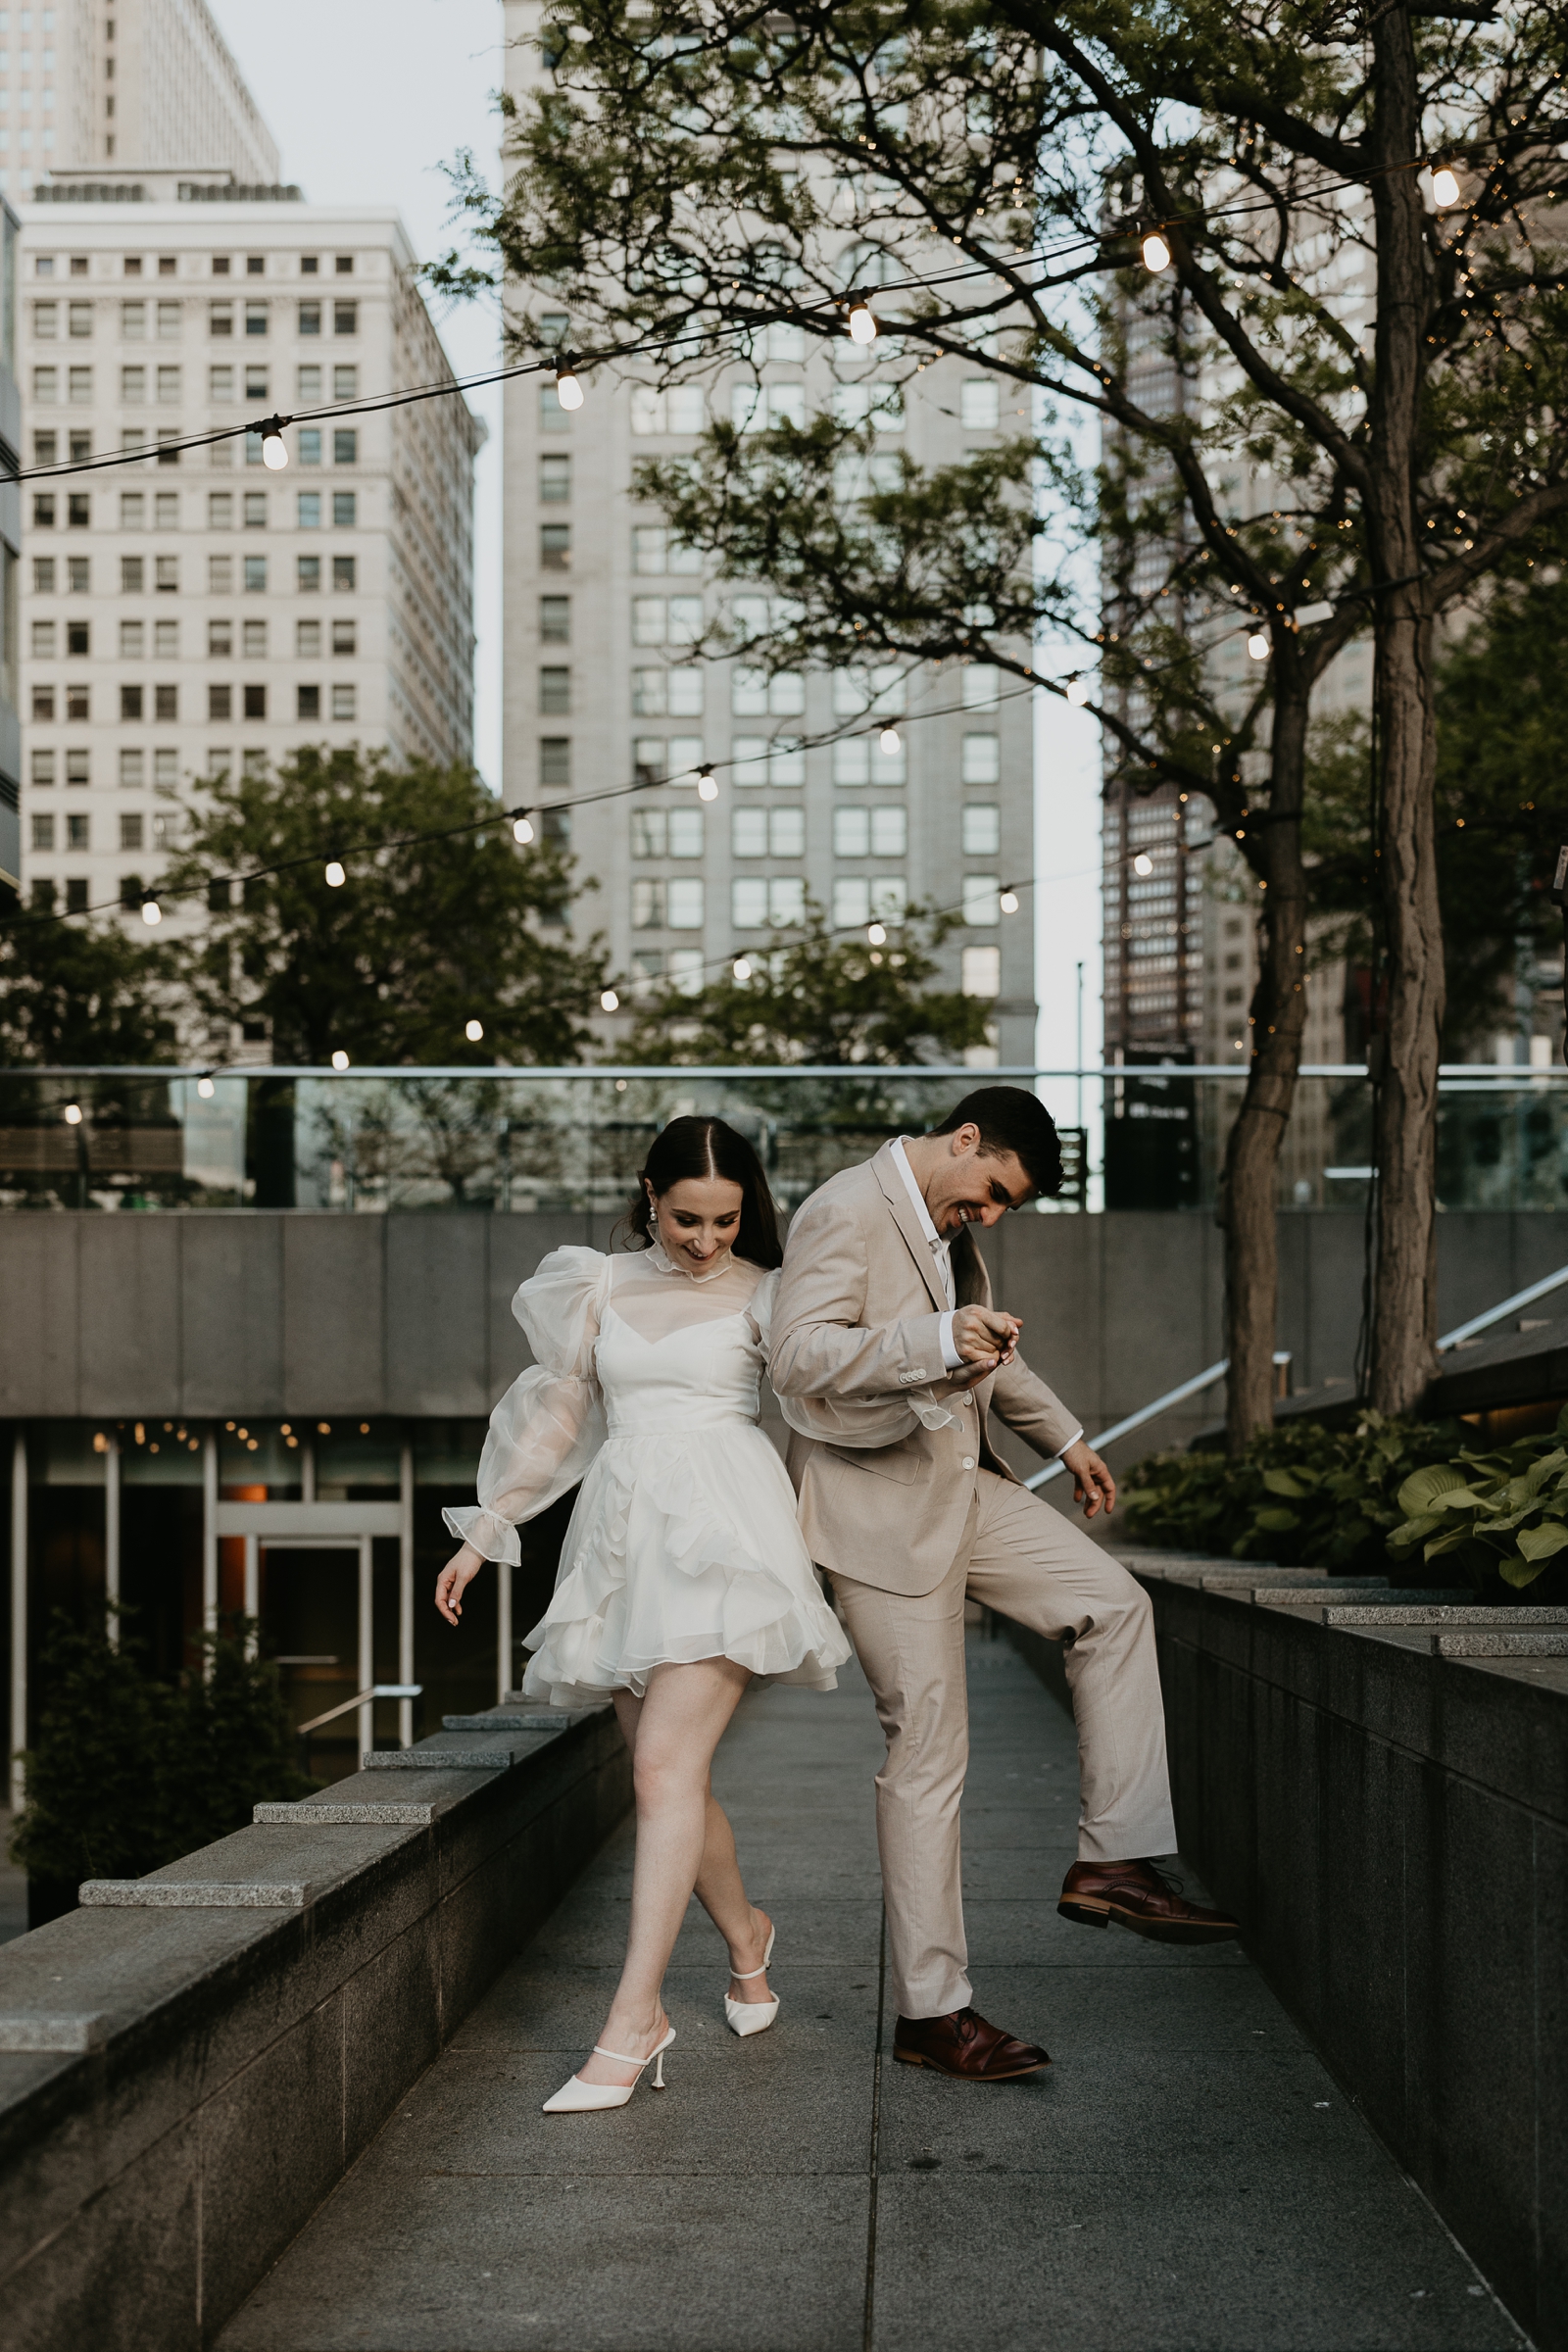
{"left": 541, "top": 2026, "right": 675, "bottom": 2113}
{"left": 725, "top": 1924, "right": 779, "bottom": 2037}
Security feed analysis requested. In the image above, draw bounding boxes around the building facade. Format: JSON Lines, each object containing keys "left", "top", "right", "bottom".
{"left": 0, "top": 0, "right": 277, "bottom": 201}
{"left": 16, "top": 170, "right": 483, "bottom": 967}
{"left": 0, "top": 197, "right": 19, "bottom": 893}
{"left": 499, "top": 3, "right": 1037, "bottom": 1065}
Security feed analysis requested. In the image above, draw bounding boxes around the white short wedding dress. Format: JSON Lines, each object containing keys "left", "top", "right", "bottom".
{"left": 445, "top": 1240, "right": 851, "bottom": 1706}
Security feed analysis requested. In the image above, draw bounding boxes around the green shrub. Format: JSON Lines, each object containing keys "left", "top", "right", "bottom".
{"left": 1390, "top": 1404, "right": 1568, "bottom": 1592}
{"left": 1121, "top": 1412, "right": 1467, "bottom": 1575}
{"left": 10, "top": 1612, "right": 316, "bottom": 1889}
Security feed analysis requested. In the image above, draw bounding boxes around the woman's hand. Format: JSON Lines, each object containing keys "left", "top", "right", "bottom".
{"left": 434, "top": 1543, "right": 485, "bottom": 1626}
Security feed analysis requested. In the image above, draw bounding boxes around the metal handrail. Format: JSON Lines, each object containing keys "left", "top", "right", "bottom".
{"left": 1025, "top": 1359, "right": 1233, "bottom": 1488}
{"left": 295, "top": 1682, "right": 420, "bottom": 1737}
{"left": 1438, "top": 1265, "right": 1568, "bottom": 1352}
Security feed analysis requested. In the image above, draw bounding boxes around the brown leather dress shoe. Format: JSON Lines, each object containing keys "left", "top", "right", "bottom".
{"left": 893, "top": 2006, "right": 1051, "bottom": 2080}
{"left": 1058, "top": 1857, "right": 1240, "bottom": 1943}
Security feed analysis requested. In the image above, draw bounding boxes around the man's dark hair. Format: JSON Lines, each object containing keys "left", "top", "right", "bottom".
{"left": 927, "top": 1087, "right": 1062, "bottom": 1199}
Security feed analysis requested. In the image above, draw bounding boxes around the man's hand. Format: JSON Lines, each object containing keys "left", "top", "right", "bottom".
{"left": 434, "top": 1543, "right": 485, "bottom": 1626}
{"left": 950, "top": 1304, "right": 1021, "bottom": 1375}
{"left": 1060, "top": 1439, "right": 1115, "bottom": 1521}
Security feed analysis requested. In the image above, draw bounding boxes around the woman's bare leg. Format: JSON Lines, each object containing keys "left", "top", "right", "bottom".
{"left": 576, "top": 1658, "right": 759, "bottom": 2087}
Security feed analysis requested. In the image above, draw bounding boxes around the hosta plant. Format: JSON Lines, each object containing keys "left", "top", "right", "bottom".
{"left": 1389, "top": 1406, "right": 1568, "bottom": 1591}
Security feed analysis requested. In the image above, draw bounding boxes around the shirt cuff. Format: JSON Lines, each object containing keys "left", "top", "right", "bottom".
{"left": 938, "top": 1311, "right": 965, "bottom": 1372}
{"left": 1055, "top": 1429, "right": 1085, "bottom": 1457}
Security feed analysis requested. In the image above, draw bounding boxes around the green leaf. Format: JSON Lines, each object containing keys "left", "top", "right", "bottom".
{"left": 1516, "top": 1522, "right": 1568, "bottom": 1562}
{"left": 1261, "top": 1468, "right": 1314, "bottom": 1498}
{"left": 1397, "top": 1464, "right": 1471, "bottom": 1518}
{"left": 1424, "top": 1525, "right": 1476, "bottom": 1560}
{"left": 1500, "top": 1552, "right": 1547, "bottom": 1589}
{"left": 1252, "top": 1507, "right": 1301, "bottom": 1533}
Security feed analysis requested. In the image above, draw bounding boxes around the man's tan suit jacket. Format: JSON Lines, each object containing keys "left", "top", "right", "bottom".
{"left": 768, "top": 1143, "right": 1081, "bottom": 1596}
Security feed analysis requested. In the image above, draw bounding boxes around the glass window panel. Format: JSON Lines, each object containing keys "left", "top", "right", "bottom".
{"left": 731, "top": 877, "right": 768, "bottom": 928}
{"left": 961, "top": 804, "right": 1001, "bottom": 856}
{"left": 870, "top": 806, "right": 906, "bottom": 857}
{"left": 769, "top": 808, "right": 805, "bottom": 857}
{"left": 666, "top": 877, "right": 704, "bottom": 930}
{"left": 832, "top": 877, "right": 870, "bottom": 928}
{"left": 667, "top": 808, "right": 705, "bottom": 858}
{"left": 731, "top": 808, "right": 768, "bottom": 858}
{"left": 960, "top": 732, "right": 1000, "bottom": 784}
{"left": 834, "top": 807, "right": 870, "bottom": 858}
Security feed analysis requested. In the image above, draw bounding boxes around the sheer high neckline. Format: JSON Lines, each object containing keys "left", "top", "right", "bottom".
{"left": 644, "top": 1235, "right": 735, "bottom": 1285}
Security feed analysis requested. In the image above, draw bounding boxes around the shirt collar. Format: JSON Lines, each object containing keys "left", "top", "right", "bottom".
{"left": 891, "top": 1136, "right": 949, "bottom": 1258}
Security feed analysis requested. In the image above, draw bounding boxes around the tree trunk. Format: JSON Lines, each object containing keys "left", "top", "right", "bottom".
{"left": 1221, "top": 661, "right": 1313, "bottom": 1450}
{"left": 1366, "top": 9, "right": 1446, "bottom": 1412}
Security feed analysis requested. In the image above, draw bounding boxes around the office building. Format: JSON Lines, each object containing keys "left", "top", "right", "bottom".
{"left": 0, "top": 0, "right": 277, "bottom": 200}
{"left": 17, "top": 168, "right": 483, "bottom": 965}
{"left": 0, "top": 199, "right": 18, "bottom": 893}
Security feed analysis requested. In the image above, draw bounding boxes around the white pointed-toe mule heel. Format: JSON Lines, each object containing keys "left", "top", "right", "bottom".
{"left": 725, "top": 1925, "right": 779, "bottom": 2037}
{"left": 542, "top": 2026, "right": 675, "bottom": 2113}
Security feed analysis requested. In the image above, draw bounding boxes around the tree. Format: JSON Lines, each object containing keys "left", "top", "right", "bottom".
{"left": 444, "top": 0, "right": 1568, "bottom": 1431}
{"left": 618, "top": 900, "right": 994, "bottom": 1063}
{"left": 0, "top": 901, "right": 178, "bottom": 1063}
{"left": 159, "top": 747, "right": 613, "bottom": 1065}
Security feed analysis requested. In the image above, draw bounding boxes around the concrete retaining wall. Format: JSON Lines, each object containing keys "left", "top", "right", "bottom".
{"left": 0, "top": 1704, "right": 632, "bottom": 2351}
{"left": 1007, "top": 1565, "right": 1568, "bottom": 2352}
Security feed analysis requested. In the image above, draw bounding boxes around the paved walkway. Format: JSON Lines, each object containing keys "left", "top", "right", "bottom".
{"left": 220, "top": 1636, "right": 1525, "bottom": 2352}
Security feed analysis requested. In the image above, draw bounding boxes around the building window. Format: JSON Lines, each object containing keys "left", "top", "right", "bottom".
{"left": 296, "top": 491, "right": 321, "bottom": 529}
{"left": 69, "top": 368, "right": 93, "bottom": 403}
{"left": 153, "top": 491, "right": 178, "bottom": 528}
{"left": 960, "top": 379, "right": 1000, "bottom": 429}
{"left": 833, "top": 807, "right": 869, "bottom": 858}
{"left": 66, "top": 750, "right": 90, "bottom": 787}
{"left": 33, "top": 557, "right": 56, "bottom": 592}
{"left": 298, "top": 302, "right": 321, "bottom": 336}
{"left": 667, "top": 877, "right": 705, "bottom": 929}
{"left": 67, "top": 494, "right": 90, "bottom": 527}
{"left": 961, "top": 804, "right": 1001, "bottom": 857}
{"left": 209, "top": 684, "right": 232, "bottom": 719}
{"left": 65, "top": 879, "right": 90, "bottom": 914}
{"left": 119, "top": 752, "right": 145, "bottom": 794}
{"left": 960, "top": 665, "right": 1000, "bottom": 710}
{"left": 962, "top": 875, "right": 1000, "bottom": 926}
{"left": 961, "top": 946, "right": 1002, "bottom": 998}
{"left": 540, "top": 596, "right": 570, "bottom": 642}
{"left": 154, "top": 750, "right": 179, "bottom": 793}
{"left": 298, "top": 428, "right": 321, "bottom": 466}
{"left": 31, "top": 619, "right": 56, "bottom": 658}
{"left": 210, "top": 303, "right": 234, "bottom": 338}
{"left": 120, "top": 558, "right": 145, "bottom": 598}
{"left": 31, "top": 813, "right": 55, "bottom": 851}
{"left": 209, "top": 555, "right": 233, "bottom": 593}
{"left": 34, "top": 300, "right": 59, "bottom": 338}
{"left": 298, "top": 556, "right": 321, "bottom": 591}
{"left": 540, "top": 384, "right": 570, "bottom": 431}
{"left": 155, "top": 557, "right": 178, "bottom": 592}
{"left": 245, "top": 617, "right": 270, "bottom": 660}
{"left": 67, "top": 813, "right": 90, "bottom": 851}
{"left": 331, "top": 618, "right": 356, "bottom": 655}
{"left": 156, "top": 365, "right": 180, "bottom": 404}
{"left": 540, "top": 455, "right": 570, "bottom": 502}
{"left": 632, "top": 878, "right": 666, "bottom": 930}
{"left": 67, "top": 620, "right": 90, "bottom": 658}
{"left": 540, "top": 739, "right": 570, "bottom": 789}
{"left": 870, "top": 807, "right": 906, "bottom": 857}
{"left": 208, "top": 491, "right": 234, "bottom": 530}
{"left": 732, "top": 666, "right": 804, "bottom": 716}
{"left": 331, "top": 684, "right": 356, "bottom": 720}
{"left": 333, "top": 366, "right": 357, "bottom": 400}
{"left": 540, "top": 523, "right": 570, "bottom": 570}
{"left": 245, "top": 304, "right": 268, "bottom": 337}
{"left": 121, "top": 685, "right": 144, "bottom": 720}
{"left": 243, "top": 685, "right": 267, "bottom": 719}
{"left": 32, "top": 688, "right": 56, "bottom": 720}
{"left": 154, "top": 685, "right": 177, "bottom": 720}
{"left": 31, "top": 749, "right": 57, "bottom": 786}
{"left": 157, "top": 301, "right": 181, "bottom": 341}
{"left": 121, "top": 364, "right": 146, "bottom": 403}
{"left": 631, "top": 810, "right": 666, "bottom": 858}
{"left": 832, "top": 877, "right": 870, "bottom": 929}
{"left": 32, "top": 494, "right": 57, "bottom": 530}
{"left": 66, "top": 686, "right": 90, "bottom": 722}
{"left": 242, "top": 492, "right": 268, "bottom": 528}
{"left": 332, "top": 303, "right": 358, "bottom": 336}
{"left": 120, "top": 812, "right": 144, "bottom": 853}
{"left": 540, "top": 667, "right": 570, "bottom": 714}
{"left": 68, "top": 558, "right": 90, "bottom": 593}
{"left": 244, "top": 557, "right": 268, "bottom": 591}
{"left": 333, "top": 429, "right": 357, "bottom": 465}
{"left": 960, "top": 733, "right": 1000, "bottom": 785}
{"left": 332, "top": 556, "right": 356, "bottom": 590}
{"left": 297, "top": 684, "right": 320, "bottom": 718}
{"left": 32, "top": 368, "right": 59, "bottom": 403}
{"left": 295, "top": 619, "right": 321, "bottom": 658}
{"left": 332, "top": 493, "right": 356, "bottom": 527}
{"left": 30, "top": 881, "right": 57, "bottom": 914}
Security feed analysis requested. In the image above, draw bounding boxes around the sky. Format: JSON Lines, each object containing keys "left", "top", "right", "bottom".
{"left": 207, "top": 0, "right": 1105, "bottom": 1085}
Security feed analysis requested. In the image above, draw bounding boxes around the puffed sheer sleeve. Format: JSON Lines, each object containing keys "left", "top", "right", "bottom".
{"left": 442, "top": 1247, "right": 609, "bottom": 1568}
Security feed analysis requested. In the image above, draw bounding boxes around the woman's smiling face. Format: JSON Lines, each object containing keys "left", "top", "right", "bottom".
{"left": 649, "top": 1174, "right": 745, "bottom": 1269}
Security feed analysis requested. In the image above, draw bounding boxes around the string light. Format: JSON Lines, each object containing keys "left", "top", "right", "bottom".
{"left": 196, "top": 1075, "right": 216, "bottom": 1099}
{"left": 1133, "top": 852, "right": 1155, "bottom": 876}
{"left": 64, "top": 1102, "right": 83, "bottom": 1126}
{"left": 696, "top": 764, "right": 719, "bottom": 803}
{"left": 867, "top": 921, "right": 887, "bottom": 946}
{"left": 1431, "top": 165, "right": 1461, "bottom": 208}
{"left": 877, "top": 725, "right": 901, "bottom": 755}
{"left": 847, "top": 293, "right": 878, "bottom": 345}
{"left": 140, "top": 894, "right": 162, "bottom": 926}
{"left": 330, "top": 1050, "right": 351, "bottom": 1070}
{"left": 600, "top": 989, "right": 620, "bottom": 1012}
{"left": 260, "top": 417, "right": 289, "bottom": 471}
{"left": 324, "top": 859, "right": 347, "bottom": 889}
{"left": 554, "top": 355, "right": 584, "bottom": 412}
{"left": 999, "top": 889, "right": 1019, "bottom": 913}
{"left": 733, "top": 956, "right": 753, "bottom": 981}
{"left": 1247, "top": 631, "right": 1269, "bottom": 660}
{"left": 465, "top": 1018, "right": 485, "bottom": 1043}
{"left": 1065, "top": 676, "right": 1092, "bottom": 706}
{"left": 1141, "top": 230, "right": 1172, "bottom": 272}
{"left": 512, "top": 811, "right": 536, "bottom": 845}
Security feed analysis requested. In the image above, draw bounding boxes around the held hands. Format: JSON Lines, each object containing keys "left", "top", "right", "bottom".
{"left": 949, "top": 1304, "right": 1021, "bottom": 1383}
{"left": 433, "top": 1542, "right": 485, "bottom": 1626}
{"left": 1061, "top": 1439, "right": 1115, "bottom": 1521}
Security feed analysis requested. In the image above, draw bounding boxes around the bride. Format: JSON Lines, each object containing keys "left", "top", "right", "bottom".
{"left": 434, "top": 1114, "right": 850, "bottom": 2113}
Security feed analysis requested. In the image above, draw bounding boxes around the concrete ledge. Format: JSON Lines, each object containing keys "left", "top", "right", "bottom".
{"left": 0, "top": 1703, "right": 631, "bottom": 2350}
{"left": 1007, "top": 1554, "right": 1568, "bottom": 2352}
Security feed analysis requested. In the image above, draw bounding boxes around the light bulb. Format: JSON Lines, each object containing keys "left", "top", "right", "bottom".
{"left": 324, "top": 859, "right": 346, "bottom": 888}
{"left": 1065, "top": 676, "right": 1091, "bottom": 707}
{"left": 866, "top": 921, "right": 887, "bottom": 946}
{"left": 512, "top": 811, "right": 536, "bottom": 845}
{"left": 697, "top": 766, "right": 718, "bottom": 803}
{"left": 600, "top": 989, "right": 620, "bottom": 1013}
{"left": 1133, "top": 852, "right": 1154, "bottom": 876}
{"left": 196, "top": 1076, "right": 216, "bottom": 1099}
{"left": 555, "top": 365, "right": 583, "bottom": 412}
{"left": 1141, "top": 230, "right": 1171, "bottom": 272}
{"left": 1247, "top": 630, "right": 1269, "bottom": 660}
{"left": 878, "top": 726, "right": 901, "bottom": 755}
{"left": 261, "top": 426, "right": 288, "bottom": 471}
{"left": 64, "top": 1102, "right": 83, "bottom": 1126}
{"left": 140, "top": 896, "right": 162, "bottom": 925}
{"left": 330, "top": 1049, "right": 350, "bottom": 1070}
{"left": 999, "top": 889, "right": 1019, "bottom": 914}
{"left": 733, "top": 957, "right": 753, "bottom": 981}
{"left": 1431, "top": 165, "right": 1460, "bottom": 209}
{"left": 847, "top": 296, "right": 877, "bottom": 345}
{"left": 465, "top": 1018, "right": 484, "bottom": 1043}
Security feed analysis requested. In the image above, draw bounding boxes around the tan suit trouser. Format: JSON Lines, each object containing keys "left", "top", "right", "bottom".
{"left": 831, "top": 1469, "right": 1177, "bottom": 2020}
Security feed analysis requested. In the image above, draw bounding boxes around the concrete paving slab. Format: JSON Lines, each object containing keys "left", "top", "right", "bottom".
{"left": 216, "top": 1637, "right": 1518, "bottom": 2352}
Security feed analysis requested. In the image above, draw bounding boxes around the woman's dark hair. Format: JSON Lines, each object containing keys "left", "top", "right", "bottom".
{"left": 929, "top": 1086, "right": 1063, "bottom": 1199}
{"left": 618, "top": 1115, "right": 783, "bottom": 1268}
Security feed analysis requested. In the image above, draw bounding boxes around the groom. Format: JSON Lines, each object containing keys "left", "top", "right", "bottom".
{"left": 769, "top": 1086, "right": 1237, "bottom": 2081}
